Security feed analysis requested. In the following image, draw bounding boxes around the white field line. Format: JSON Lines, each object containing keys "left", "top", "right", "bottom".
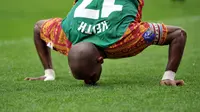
{"left": 0, "top": 38, "right": 32, "bottom": 47}
{"left": 0, "top": 16, "right": 200, "bottom": 47}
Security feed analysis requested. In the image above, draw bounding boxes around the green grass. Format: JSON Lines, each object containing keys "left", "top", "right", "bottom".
{"left": 1, "top": 0, "right": 200, "bottom": 112}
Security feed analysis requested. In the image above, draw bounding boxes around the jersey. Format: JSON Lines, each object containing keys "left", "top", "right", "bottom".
{"left": 62, "top": 0, "right": 140, "bottom": 48}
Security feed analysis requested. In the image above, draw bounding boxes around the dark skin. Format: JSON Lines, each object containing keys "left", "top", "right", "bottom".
{"left": 160, "top": 26, "right": 186, "bottom": 86}
{"left": 24, "top": 19, "right": 52, "bottom": 81}
{"left": 68, "top": 42, "right": 104, "bottom": 85}
{"left": 25, "top": 19, "right": 186, "bottom": 86}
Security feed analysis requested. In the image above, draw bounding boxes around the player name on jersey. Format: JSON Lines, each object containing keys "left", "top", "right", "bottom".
{"left": 78, "top": 21, "right": 108, "bottom": 34}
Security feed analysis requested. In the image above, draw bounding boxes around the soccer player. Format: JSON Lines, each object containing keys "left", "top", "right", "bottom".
{"left": 25, "top": 0, "right": 186, "bottom": 86}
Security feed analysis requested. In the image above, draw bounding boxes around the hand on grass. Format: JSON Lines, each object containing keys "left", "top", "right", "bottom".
{"left": 160, "top": 79, "right": 184, "bottom": 86}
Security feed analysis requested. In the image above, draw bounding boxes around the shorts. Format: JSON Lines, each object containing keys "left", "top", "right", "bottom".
{"left": 104, "top": 22, "right": 168, "bottom": 58}
{"left": 40, "top": 18, "right": 72, "bottom": 56}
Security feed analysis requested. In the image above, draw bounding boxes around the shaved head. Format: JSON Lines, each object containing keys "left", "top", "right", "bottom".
{"left": 68, "top": 42, "right": 104, "bottom": 85}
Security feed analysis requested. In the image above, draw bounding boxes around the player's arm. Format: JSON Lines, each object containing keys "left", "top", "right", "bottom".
{"left": 160, "top": 25, "right": 186, "bottom": 86}
{"left": 24, "top": 20, "right": 55, "bottom": 81}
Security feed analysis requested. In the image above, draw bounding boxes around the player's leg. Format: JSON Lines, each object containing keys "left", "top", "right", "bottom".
{"left": 24, "top": 19, "right": 54, "bottom": 81}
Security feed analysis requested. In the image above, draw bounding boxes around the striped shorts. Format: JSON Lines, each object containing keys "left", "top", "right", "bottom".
{"left": 40, "top": 18, "right": 71, "bottom": 56}
{"left": 104, "top": 22, "right": 168, "bottom": 58}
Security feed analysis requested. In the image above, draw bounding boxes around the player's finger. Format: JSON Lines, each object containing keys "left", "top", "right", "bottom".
{"left": 160, "top": 80, "right": 176, "bottom": 86}
{"left": 175, "top": 80, "right": 184, "bottom": 86}
{"left": 24, "top": 77, "right": 45, "bottom": 81}
{"left": 167, "top": 80, "right": 177, "bottom": 86}
{"left": 160, "top": 81, "right": 166, "bottom": 86}
{"left": 24, "top": 77, "right": 30, "bottom": 80}
{"left": 171, "top": 81, "right": 177, "bottom": 86}
{"left": 28, "top": 78, "right": 41, "bottom": 81}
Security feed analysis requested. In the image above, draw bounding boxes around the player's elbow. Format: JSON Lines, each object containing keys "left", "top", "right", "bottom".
{"left": 180, "top": 28, "right": 187, "bottom": 40}
{"left": 177, "top": 28, "right": 187, "bottom": 43}
{"left": 34, "top": 20, "right": 47, "bottom": 34}
{"left": 34, "top": 21, "right": 41, "bottom": 34}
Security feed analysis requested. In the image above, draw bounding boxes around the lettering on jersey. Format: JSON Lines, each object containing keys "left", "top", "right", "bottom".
{"left": 78, "top": 22, "right": 87, "bottom": 33}
{"left": 78, "top": 21, "right": 108, "bottom": 34}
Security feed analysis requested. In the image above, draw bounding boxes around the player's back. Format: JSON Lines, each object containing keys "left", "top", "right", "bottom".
{"left": 62, "top": 0, "right": 140, "bottom": 48}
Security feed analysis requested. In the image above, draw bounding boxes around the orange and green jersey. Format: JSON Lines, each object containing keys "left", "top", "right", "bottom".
{"left": 62, "top": 0, "right": 142, "bottom": 48}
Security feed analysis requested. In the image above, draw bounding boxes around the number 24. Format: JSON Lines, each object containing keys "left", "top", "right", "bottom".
{"left": 74, "top": 0, "right": 123, "bottom": 19}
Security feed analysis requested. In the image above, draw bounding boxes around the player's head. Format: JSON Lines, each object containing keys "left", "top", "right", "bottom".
{"left": 68, "top": 42, "right": 104, "bottom": 85}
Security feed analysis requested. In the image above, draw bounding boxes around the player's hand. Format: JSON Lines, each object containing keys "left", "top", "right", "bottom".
{"left": 24, "top": 76, "right": 46, "bottom": 81}
{"left": 160, "top": 79, "right": 184, "bottom": 86}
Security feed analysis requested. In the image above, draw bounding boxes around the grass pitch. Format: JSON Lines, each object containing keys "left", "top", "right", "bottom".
{"left": 0, "top": 0, "right": 200, "bottom": 112}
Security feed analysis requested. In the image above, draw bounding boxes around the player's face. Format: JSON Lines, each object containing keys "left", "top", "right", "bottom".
{"left": 84, "top": 61, "right": 102, "bottom": 85}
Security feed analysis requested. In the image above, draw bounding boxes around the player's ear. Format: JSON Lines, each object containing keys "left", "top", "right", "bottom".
{"left": 97, "top": 56, "right": 104, "bottom": 64}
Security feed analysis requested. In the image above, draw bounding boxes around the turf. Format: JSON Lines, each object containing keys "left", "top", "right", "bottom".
{"left": 0, "top": 0, "right": 200, "bottom": 112}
